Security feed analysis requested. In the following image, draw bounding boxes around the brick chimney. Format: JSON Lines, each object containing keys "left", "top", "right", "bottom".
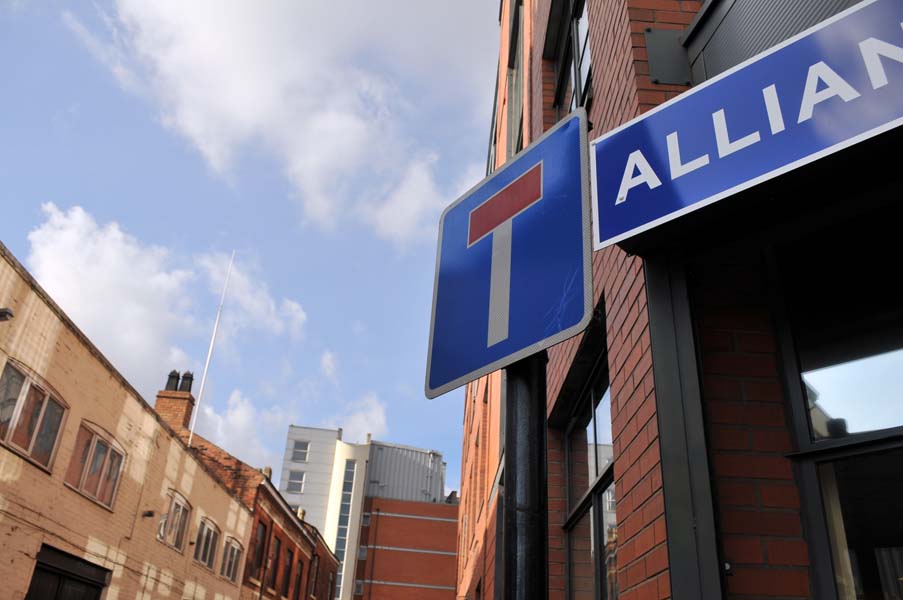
{"left": 155, "top": 370, "right": 196, "bottom": 430}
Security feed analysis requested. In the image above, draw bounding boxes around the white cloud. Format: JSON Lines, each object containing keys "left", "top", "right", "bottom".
{"left": 65, "top": 1, "right": 498, "bottom": 244}
{"left": 27, "top": 203, "right": 194, "bottom": 397}
{"left": 194, "top": 389, "right": 282, "bottom": 468}
{"left": 320, "top": 351, "right": 337, "bottom": 381}
{"left": 328, "top": 392, "right": 388, "bottom": 444}
{"left": 196, "top": 252, "right": 307, "bottom": 342}
{"left": 26, "top": 205, "right": 307, "bottom": 398}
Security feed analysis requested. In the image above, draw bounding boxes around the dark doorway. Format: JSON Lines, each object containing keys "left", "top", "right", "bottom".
{"left": 25, "top": 545, "right": 110, "bottom": 600}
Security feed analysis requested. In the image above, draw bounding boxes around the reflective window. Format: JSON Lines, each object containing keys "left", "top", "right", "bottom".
{"left": 820, "top": 448, "right": 903, "bottom": 598}
{"left": 193, "top": 519, "right": 220, "bottom": 569}
{"left": 803, "top": 348, "right": 903, "bottom": 440}
{"left": 157, "top": 491, "right": 190, "bottom": 551}
{"left": 220, "top": 537, "right": 243, "bottom": 582}
{"left": 553, "top": 0, "right": 593, "bottom": 119}
{"left": 267, "top": 537, "right": 281, "bottom": 590}
{"left": 565, "top": 371, "right": 617, "bottom": 599}
{"left": 0, "top": 362, "right": 66, "bottom": 468}
{"left": 65, "top": 424, "right": 125, "bottom": 508}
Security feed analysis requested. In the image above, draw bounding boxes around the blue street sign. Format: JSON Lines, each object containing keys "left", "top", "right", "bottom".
{"left": 591, "top": 0, "right": 903, "bottom": 249}
{"left": 426, "top": 110, "right": 592, "bottom": 399}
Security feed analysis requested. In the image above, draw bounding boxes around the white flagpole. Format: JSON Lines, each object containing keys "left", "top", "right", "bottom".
{"left": 188, "top": 250, "right": 235, "bottom": 447}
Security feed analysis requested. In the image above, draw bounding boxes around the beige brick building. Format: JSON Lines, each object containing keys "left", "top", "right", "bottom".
{"left": 0, "top": 241, "right": 254, "bottom": 600}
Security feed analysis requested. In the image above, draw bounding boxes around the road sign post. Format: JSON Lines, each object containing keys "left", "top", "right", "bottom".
{"left": 426, "top": 110, "right": 592, "bottom": 598}
{"left": 503, "top": 351, "right": 548, "bottom": 600}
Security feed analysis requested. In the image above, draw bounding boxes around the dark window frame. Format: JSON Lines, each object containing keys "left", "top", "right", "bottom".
{"left": 563, "top": 355, "right": 617, "bottom": 600}
{"left": 551, "top": 0, "right": 593, "bottom": 121}
{"left": 767, "top": 249, "right": 903, "bottom": 599}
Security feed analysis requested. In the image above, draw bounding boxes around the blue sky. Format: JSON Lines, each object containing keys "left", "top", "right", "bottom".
{"left": 0, "top": 1, "right": 500, "bottom": 491}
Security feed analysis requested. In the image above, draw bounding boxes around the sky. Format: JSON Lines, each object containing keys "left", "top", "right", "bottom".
{"left": 0, "top": 1, "right": 501, "bottom": 492}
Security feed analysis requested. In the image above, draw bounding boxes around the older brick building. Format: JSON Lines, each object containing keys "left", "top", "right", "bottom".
{"left": 458, "top": 0, "right": 903, "bottom": 599}
{"left": 153, "top": 379, "right": 339, "bottom": 600}
{"left": 0, "top": 242, "right": 253, "bottom": 600}
{"left": 0, "top": 238, "right": 338, "bottom": 600}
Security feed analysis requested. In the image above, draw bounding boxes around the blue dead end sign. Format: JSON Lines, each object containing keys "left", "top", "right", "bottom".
{"left": 425, "top": 110, "right": 592, "bottom": 399}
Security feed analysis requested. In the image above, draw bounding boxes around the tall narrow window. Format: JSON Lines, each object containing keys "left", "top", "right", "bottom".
{"left": 267, "top": 537, "right": 282, "bottom": 590}
{"left": 507, "top": 0, "right": 525, "bottom": 156}
{"left": 193, "top": 518, "right": 220, "bottom": 569}
{"left": 157, "top": 491, "right": 191, "bottom": 551}
{"left": 282, "top": 548, "right": 293, "bottom": 597}
{"left": 292, "top": 440, "right": 309, "bottom": 462}
{"left": 250, "top": 521, "right": 268, "bottom": 580}
{"left": 334, "top": 459, "right": 356, "bottom": 598}
{"left": 64, "top": 423, "right": 125, "bottom": 508}
{"left": 220, "top": 537, "right": 243, "bottom": 582}
{"left": 565, "top": 369, "right": 617, "bottom": 599}
{"left": 307, "top": 554, "right": 320, "bottom": 598}
{"left": 551, "top": 0, "right": 593, "bottom": 120}
{"left": 293, "top": 558, "right": 305, "bottom": 600}
{"left": 0, "top": 361, "right": 66, "bottom": 468}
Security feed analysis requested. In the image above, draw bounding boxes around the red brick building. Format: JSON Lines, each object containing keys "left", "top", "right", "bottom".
{"left": 458, "top": 0, "right": 903, "bottom": 599}
{"left": 155, "top": 376, "right": 339, "bottom": 600}
{"left": 353, "top": 497, "right": 458, "bottom": 599}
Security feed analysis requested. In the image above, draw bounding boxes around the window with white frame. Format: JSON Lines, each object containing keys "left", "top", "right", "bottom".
{"left": 158, "top": 490, "right": 191, "bottom": 551}
{"left": 193, "top": 518, "right": 220, "bottom": 568}
{"left": 286, "top": 470, "right": 305, "bottom": 493}
{"left": 64, "top": 423, "right": 125, "bottom": 508}
{"left": 292, "top": 440, "right": 309, "bottom": 462}
{"left": 220, "top": 537, "right": 243, "bottom": 582}
{"left": 0, "top": 361, "right": 67, "bottom": 468}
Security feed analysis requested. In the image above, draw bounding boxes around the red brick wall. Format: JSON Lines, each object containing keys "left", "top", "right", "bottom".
{"left": 692, "top": 258, "right": 810, "bottom": 599}
{"left": 358, "top": 497, "right": 457, "bottom": 599}
{"left": 543, "top": 1, "right": 700, "bottom": 599}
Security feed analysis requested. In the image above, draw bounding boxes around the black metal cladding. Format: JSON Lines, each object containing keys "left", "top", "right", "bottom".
{"left": 686, "top": 0, "right": 863, "bottom": 82}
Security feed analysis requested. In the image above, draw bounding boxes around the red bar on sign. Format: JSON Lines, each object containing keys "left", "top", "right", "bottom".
{"left": 468, "top": 163, "right": 542, "bottom": 246}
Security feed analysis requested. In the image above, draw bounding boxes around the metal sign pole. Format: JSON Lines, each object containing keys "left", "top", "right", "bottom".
{"left": 503, "top": 350, "right": 548, "bottom": 600}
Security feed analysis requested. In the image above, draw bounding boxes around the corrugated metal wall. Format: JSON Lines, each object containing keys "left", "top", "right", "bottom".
{"left": 688, "top": 0, "right": 862, "bottom": 81}
{"left": 366, "top": 442, "right": 446, "bottom": 503}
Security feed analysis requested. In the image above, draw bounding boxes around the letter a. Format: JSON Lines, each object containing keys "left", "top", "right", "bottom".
{"left": 860, "top": 30, "right": 903, "bottom": 89}
{"left": 798, "top": 61, "right": 861, "bottom": 123}
{"left": 615, "top": 150, "right": 662, "bottom": 205}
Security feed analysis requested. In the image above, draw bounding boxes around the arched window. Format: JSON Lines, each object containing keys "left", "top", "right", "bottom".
{"left": 64, "top": 422, "right": 126, "bottom": 508}
{"left": 158, "top": 490, "right": 191, "bottom": 551}
{"left": 220, "top": 537, "right": 244, "bottom": 582}
{"left": 193, "top": 518, "right": 220, "bottom": 569}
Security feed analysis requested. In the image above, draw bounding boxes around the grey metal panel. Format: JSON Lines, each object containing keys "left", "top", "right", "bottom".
{"left": 691, "top": 0, "right": 862, "bottom": 81}
{"left": 366, "top": 442, "right": 445, "bottom": 503}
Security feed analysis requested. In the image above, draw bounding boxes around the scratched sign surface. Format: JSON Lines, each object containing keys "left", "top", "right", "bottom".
{"left": 425, "top": 110, "right": 592, "bottom": 399}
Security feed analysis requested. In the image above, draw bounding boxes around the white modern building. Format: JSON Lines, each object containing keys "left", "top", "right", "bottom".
{"left": 279, "top": 425, "right": 448, "bottom": 599}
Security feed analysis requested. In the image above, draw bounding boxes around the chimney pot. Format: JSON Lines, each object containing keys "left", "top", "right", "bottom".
{"left": 366, "top": 433, "right": 372, "bottom": 443}
{"left": 297, "top": 507, "right": 306, "bottom": 520}
{"left": 337, "top": 427, "right": 343, "bottom": 440}
{"left": 166, "top": 370, "right": 180, "bottom": 391}
{"left": 179, "top": 371, "right": 194, "bottom": 393}
{"left": 262, "top": 466, "right": 272, "bottom": 480}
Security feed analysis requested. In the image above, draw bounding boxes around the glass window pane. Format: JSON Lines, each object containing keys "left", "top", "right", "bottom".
{"left": 568, "top": 507, "right": 595, "bottom": 599}
{"left": 601, "top": 483, "right": 619, "bottom": 599}
{"left": 0, "top": 364, "right": 25, "bottom": 439}
{"left": 593, "top": 387, "right": 613, "bottom": 475}
{"left": 819, "top": 448, "right": 903, "bottom": 599}
{"left": 568, "top": 400, "right": 594, "bottom": 509}
{"left": 98, "top": 449, "right": 123, "bottom": 506}
{"left": 31, "top": 398, "right": 64, "bottom": 466}
{"left": 803, "top": 348, "right": 903, "bottom": 440}
{"left": 65, "top": 426, "right": 93, "bottom": 487}
{"left": 11, "top": 385, "right": 44, "bottom": 450}
{"left": 83, "top": 440, "right": 109, "bottom": 496}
